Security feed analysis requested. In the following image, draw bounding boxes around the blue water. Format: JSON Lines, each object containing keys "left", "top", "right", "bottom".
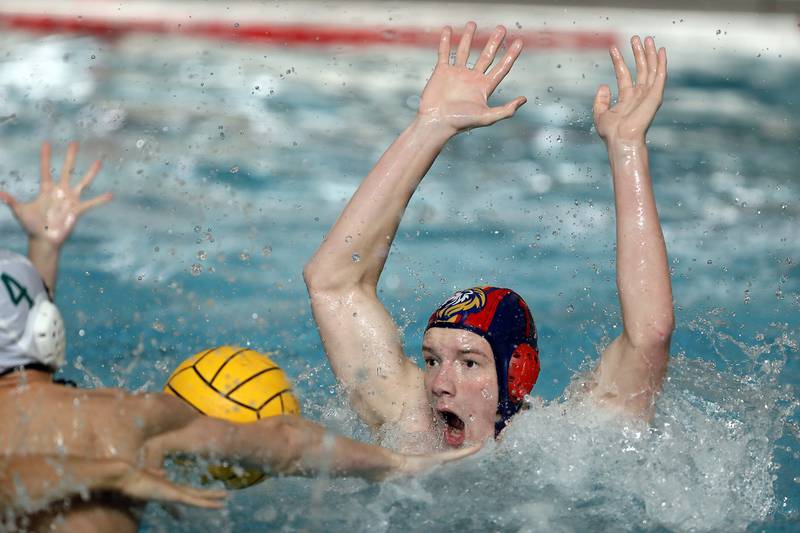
{"left": 0, "top": 29, "right": 798, "bottom": 532}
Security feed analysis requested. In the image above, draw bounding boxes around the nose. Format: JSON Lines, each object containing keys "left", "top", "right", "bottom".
{"left": 431, "top": 361, "right": 456, "bottom": 397}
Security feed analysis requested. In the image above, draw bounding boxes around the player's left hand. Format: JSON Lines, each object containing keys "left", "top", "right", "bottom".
{"left": 0, "top": 142, "right": 113, "bottom": 248}
{"left": 593, "top": 36, "right": 667, "bottom": 145}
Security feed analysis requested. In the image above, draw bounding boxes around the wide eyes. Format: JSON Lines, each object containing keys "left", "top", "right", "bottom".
{"left": 424, "top": 356, "right": 480, "bottom": 369}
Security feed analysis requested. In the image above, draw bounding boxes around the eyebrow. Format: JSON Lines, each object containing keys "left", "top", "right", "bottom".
{"left": 458, "top": 348, "right": 490, "bottom": 359}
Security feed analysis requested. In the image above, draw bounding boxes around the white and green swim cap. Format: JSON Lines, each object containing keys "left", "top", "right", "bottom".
{"left": 0, "top": 250, "right": 66, "bottom": 373}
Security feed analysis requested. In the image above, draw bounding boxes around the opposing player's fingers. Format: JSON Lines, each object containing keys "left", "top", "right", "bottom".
{"left": 76, "top": 160, "right": 102, "bottom": 194}
{"left": 59, "top": 141, "right": 79, "bottom": 185}
{"left": 437, "top": 26, "right": 452, "bottom": 64}
{"left": 631, "top": 36, "right": 647, "bottom": 87}
{"left": 455, "top": 21, "right": 477, "bottom": 67}
{"left": 593, "top": 84, "right": 612, "bottom": 122}
{"left": 473, "top": 25, "right": 506, "bottom": 73}
{"left": 644, "top": 36, "right": 658, "bottom": 86}
{"left": 76, "top": 192, "right": 113, "bottom": 216}
{"left": 480, "top": 96, "right": 527, "bottom": 126}
{"left": 487, "top": 38, "right": 523, "bottom": 93}
{"left": 610, "top": 45, "right": 633, "bottom": 96}
{"left": 162, "top": 481, "right": 226, "bottom": 509}
{"left": 654, "top": 47, "right": 668, "bottom": 94}
{"left": 40, "top": 142, "right": 53, "bottom": 187}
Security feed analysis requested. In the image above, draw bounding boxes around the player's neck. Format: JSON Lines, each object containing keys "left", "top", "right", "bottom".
{"left": 0, "top": 368, "right": 54, "bottom": 391}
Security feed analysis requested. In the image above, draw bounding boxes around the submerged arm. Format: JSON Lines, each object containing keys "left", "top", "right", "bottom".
{"left": 303, "top": 22, "right": 525, "bottom": 431}
{"left": 0, "top": 455, "right": 225, "bottom": 513}
{"left": 591, "top": 36, "right": 674, "bottom": 418}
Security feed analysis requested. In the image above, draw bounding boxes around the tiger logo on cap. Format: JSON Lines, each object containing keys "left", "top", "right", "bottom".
{"left": 433, "top": 287, "right": 487, "bottom": 323}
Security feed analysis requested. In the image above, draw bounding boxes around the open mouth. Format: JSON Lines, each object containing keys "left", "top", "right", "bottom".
{"left": 438, "top": 409, "right": 466, "bottom": 447}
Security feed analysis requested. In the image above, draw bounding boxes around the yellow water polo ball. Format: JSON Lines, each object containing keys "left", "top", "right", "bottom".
{"left": 164, "top": 346, "right": 301, "bottom": 489}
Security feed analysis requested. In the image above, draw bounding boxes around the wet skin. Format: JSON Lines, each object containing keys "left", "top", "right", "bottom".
{"left": 423, "top": 328, "right": 499, "bottom": 447}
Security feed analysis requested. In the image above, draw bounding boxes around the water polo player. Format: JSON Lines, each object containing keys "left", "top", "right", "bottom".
{"left": 0, "top": 143, "right": 477, "bottom": 530}
{"left": 305, "top": 23, "right": 673, "bottom": 450}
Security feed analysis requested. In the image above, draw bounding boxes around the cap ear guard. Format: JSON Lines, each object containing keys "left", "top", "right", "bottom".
{"left": 508, "top": 343, "right": 540, "bottom": 403}
{"left": 27, "top": 293, "right": 66, "bottom": 369}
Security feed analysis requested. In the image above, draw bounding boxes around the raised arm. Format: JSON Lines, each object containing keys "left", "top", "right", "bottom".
{"left": 141, "top": 395, "right": 477, "bottom": 481}
{"left": 0, "top": 142, "right": 112, "bottom": 296}
{"left": 589, "top": 36, "right": 674, "bottom": 419}
{"left": 303, "top": 22, "right": 525, "bottom": 432}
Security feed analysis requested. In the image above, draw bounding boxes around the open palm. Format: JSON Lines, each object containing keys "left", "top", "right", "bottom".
{"left": 418, "top": 22, "right": 526, "bottom": 133}
{"left": 0, "top": 142, "right": 112, "bottom": 247}
{"left": 593, "top": 36, "right": 667, "bottom": 144}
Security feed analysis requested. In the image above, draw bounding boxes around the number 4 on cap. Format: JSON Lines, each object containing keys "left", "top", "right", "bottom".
{"left": 1, "top": 273, "right": 33, "bottom": 308}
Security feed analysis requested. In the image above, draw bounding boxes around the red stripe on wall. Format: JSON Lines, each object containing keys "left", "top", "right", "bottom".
{"left": 0, "top": 13, "right": 617, "bottom": 49}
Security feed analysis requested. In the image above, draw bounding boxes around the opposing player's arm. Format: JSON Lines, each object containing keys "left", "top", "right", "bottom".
{"left": 303, "top": 22, "right": 526, "bottom": 431}
{"left": 141, "top": 394, "right": 477, "bottom": 481}
{"left": 0, "top": 455, "right": 225, "bottom": 512}
{"left": 591, "top": 36, "right": 673, "bottom": 419}
{"left": 0, "top": 142, "right": 112, "bottom": 296}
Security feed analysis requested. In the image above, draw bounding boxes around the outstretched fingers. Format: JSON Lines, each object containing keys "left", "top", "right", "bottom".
{"left": 487, "top": 38, "right": 523, "bottom": 93}
{"left": 644, "top": 36, "right": 658, "bottom": 86}
{"left": 59, "top": 141, "right": 78, "bottom": 186}
{"left": 610, "top": 45, "right": 633, "bottom": 100}
{"left": 593, "top": 84, "right": 612, "bottom": 123}
{"left": 76, "top": 192, "right": 113, "bottom": 217}
{"left": 437, "top": 26, "right": 452, "bottom": 65}
{"left": 631, "top": 36, "right": 647, "bottom": 87}
{"left": 473, "top": 25, "right": 506, "bottom": 73}
{"left": 39, "top": 142, "right": 53, "bottom": 189}
{"left": 76, "top": 160, "right": 102, "bottom": 194}
{"left": 480, "top": 96, "right": 527, "bottom": 126}
{"left": 0, "top": 191, "right": 17, "bottom": 210}
{"left": 454, "top": 21, "right": 477, "bottom": 67}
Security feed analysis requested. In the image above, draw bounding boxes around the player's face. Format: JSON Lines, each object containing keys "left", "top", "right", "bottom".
{"left": 422, "top": 328, "right": 498, "bottom": 448}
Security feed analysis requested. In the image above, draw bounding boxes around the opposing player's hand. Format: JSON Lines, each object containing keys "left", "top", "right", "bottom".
{"left": 393, "top": 443, "right": 482, "bottom": 477}
{"left": 115, "top": 464, "right": 227, "bottom": 509}
{"left": 418, "top": 22, "right": 526, "bottom": 135}
{"left": 593, "top": 36, "right": 667, "bottom": 145}
{"left": 0, "top": 142, "right": 113, "bottom": 248}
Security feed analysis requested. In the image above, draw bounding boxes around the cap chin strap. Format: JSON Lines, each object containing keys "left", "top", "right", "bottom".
{"left": 25, "top": 293, "right": 66, "bottom": 370}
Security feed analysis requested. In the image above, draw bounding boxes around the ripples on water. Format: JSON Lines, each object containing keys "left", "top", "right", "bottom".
{"left": 0, "top": 30, "right": 797, "bottom": 532}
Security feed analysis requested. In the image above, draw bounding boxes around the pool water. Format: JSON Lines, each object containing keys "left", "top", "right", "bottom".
{"left": 0, "top": 28, "right": 798, "bottom": 532}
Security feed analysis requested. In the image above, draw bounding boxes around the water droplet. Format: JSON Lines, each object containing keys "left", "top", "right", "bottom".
{"left": 135, "top": 139, "right": 145, "bottom": 149}
{"left": 190, "top": 264, "right": 202, "bottom": 276}
{"left": 230, "top": 165, "right": 240, "bottom": 174}
{"left": 261, "top": 245, "right": 272, "bottom": 256}
{"left": 566, "top": 304, "right": 575, "bottom": 313}
{"left": 240, "top": 252, "right": 251, "bottom": 261}
{"left": 152, "top": 320, "right": 166, "bottom": 333}
{"left": 193, "top": 225, "right": 201, "bottom": 233}
{"left": 197, "top": 250, "right": 207, "bottom": 260}
{"left": 78, "top": 329, "right": 85, "bottom": 337}
{"left": 351, "top": 253, "right": 361, "bottom": 263}
{"left": 344, "top": 235, "right": 352, "bottom": 243}
{"left": 547, "top": 86, "right": 554, "bottom": 93}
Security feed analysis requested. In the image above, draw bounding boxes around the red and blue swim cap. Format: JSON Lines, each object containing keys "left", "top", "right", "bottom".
{"left": 425, "top": 286, "right": 540, "bottom": 435}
